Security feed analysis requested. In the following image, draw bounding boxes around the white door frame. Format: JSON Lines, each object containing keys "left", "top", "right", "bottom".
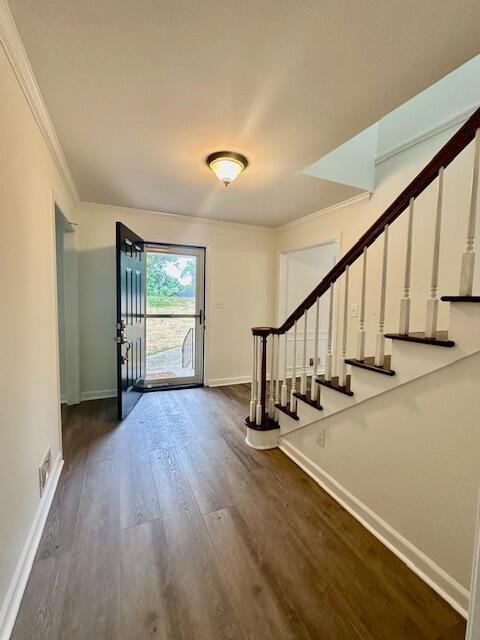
{"left": 52, "top": 193, "right": 80, "bottom": 405}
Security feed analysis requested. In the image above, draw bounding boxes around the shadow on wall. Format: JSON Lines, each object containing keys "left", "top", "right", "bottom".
{"left": 79, "top": 247, "right": 117, "bottom": 395}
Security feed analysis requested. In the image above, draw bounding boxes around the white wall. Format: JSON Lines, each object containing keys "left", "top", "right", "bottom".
{"left": 77, "top": 204, "right": 276, "bottom": 396}
{"left": 0, "top": 37, "right": 75, "bottom": 626}
{"left": 282, "top": 351, "right": 480, "bottom": 598}
{"left": 283, "top": 243, "right": 338, "bottom": 317}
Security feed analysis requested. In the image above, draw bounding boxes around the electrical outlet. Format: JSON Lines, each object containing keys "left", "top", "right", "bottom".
{"left": 38, "top": 446, "right": 52, "bottom": 497}
{"left": 316, "top": 429, "right": 326, "bottom": 448}
{"left": 216, "top": 298, "right": 224, "bottom": 309}
{"left": 350, "top": 303, "right": 359, "bottom": 318}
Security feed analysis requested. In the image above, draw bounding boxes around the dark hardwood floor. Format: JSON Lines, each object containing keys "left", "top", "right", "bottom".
{"left": 12, "top": 385, "right": 465, "bottom": 639}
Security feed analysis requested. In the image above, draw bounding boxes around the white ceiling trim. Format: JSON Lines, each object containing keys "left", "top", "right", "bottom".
{"left": 80, "top": 201, "right": 274, "bottom": 233}
{"left": 277, "top": 192, "right": 371, "bottom": 232}
{"left": 375, "top": 105, "right": 478, "bottom": 166}
{"left": 0, "top": 0, "right": 79, "bottom": 204}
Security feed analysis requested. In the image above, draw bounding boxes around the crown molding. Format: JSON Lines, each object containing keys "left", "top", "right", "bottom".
{"left": 375, "top": 105, "right": 478, "bottom": 166}
{"left": 80, "top": 201, "right": 276, "bottom": 233}
{"left": 0, "top": 0, "right": 79, "bottom": 204}
{"left": 277, "top": 191, "right": 371, "bottom": 232}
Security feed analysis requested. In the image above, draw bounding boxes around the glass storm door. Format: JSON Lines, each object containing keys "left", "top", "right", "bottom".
{"left": 144, "top": 244, "right": 205, "bottom": 388}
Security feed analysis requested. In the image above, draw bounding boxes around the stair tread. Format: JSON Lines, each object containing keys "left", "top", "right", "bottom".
{"left": 275, "top": 403, "right": 299, "bottom": 421}
{"left": 293, "top": 392, "right": 323, "bottom": 411}
{"left": 384, "top": 331, "right": 454, "bottom": 347}
{"left": 316, "top": 375, "right": 354, "bottom": 396}
{"left": 441, "top": 295, "right": 480, "bottom": 302}
{"left": 345, "top": 355, "right": 395, "bottom": 376}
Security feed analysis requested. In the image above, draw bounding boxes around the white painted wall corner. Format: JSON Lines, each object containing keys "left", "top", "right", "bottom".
{"left": 0, "top": 453, "right": 63, "bottom": 640}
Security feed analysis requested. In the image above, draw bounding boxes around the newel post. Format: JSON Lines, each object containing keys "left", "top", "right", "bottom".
{"left": 245, "top": 327, "right": 279, "bottom": 451}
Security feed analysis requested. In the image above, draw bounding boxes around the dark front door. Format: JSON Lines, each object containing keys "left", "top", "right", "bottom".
{"left": 116, "top": 222, "right": 145, "bottom": 419}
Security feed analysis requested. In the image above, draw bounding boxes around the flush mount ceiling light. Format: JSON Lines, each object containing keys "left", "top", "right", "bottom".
{"left": 206, "top": 151, "right": 248, "bottom": 187}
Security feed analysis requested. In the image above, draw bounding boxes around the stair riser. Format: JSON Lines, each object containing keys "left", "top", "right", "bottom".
{"left": 390, "top": 340, "right": 458, "bottom": 382}
{"left": 317, "top": 385, "right": 355, "bottom": 418}
{"left": 278, "top": 398, "right": 323, "bottom": 434}
{"left": 448, "top": 303, "right": 480, "bottom": 353}
{"left": 349, "top": 366, "right": 397, "bottom": 401}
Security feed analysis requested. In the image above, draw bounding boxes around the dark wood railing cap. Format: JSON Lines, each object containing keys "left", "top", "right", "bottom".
{"left": 252, "top": 326, "right": 276, "bottom": 337}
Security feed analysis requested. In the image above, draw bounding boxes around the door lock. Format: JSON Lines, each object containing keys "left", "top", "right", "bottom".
{"left": 115, "top": 321, "right": 128, "bottom": 344}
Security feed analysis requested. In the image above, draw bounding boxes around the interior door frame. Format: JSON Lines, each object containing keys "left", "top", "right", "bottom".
{"left": 52, "top": 192, "right": 80, "bottom": 407}
{"left": 144, "top": 242, "right": 206, "bottom": 388}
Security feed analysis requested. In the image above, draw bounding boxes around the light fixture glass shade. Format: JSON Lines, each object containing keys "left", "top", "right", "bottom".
{"left": 207, "top": 151, "right": 248, "bottom": 186}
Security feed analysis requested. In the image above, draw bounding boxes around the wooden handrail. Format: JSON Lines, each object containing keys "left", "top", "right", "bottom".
{"left": 253, "top": 106, "right": 480, "bottom": 337}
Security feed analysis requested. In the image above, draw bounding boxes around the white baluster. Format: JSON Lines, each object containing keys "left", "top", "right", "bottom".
{"left": 460, "top": 129, "right": 480, "bottom": 296}
{"left": 339, "top": 266, "right": 349, "bottom": 387}
{"left": 310, "top": 296, "right": 320, "bottom": 402}
{"left": 281, "top": 331, "right": 288, "bottom": 406}
{"left": 268, "top": 335, "right": 275, "bottom": 419}
{"left": 274, "top": 334, "right": 280, "bottom": 420}
{"left": 325, "top": 283, "right": 334, "bottom": 381}
{"left": 375, "top": 225, "right": 389, "bottom": 367}
{"left": 255, "top": 337, "right": 262, "bottom": 425}
{"left": 399, "top": 198, "right": 414, "bottom": 335}
{"left": 289, "top": 320, "right": 298, "bottom": 412}
{"left": 249, "top": 335, "right": 257, "bottom": 422}
{"left": 357, "top": 247, "right": 367, "bottom": 360}
{"left": 425, "top": 168, "right": 444, "bottom": 338}
{"left": 300, "top": 311, "right": 308, "bottom": 395}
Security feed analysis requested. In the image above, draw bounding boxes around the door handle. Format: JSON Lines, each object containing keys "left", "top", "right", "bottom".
{"left": 121, "top": 342, "right": 131, "bottom": 365}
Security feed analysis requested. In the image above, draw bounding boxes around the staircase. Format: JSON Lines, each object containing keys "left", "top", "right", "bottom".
{"left": 245, "top": 106, "right": 480, "bottom": 451}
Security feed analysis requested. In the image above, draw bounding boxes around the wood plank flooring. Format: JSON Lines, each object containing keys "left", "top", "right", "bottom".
{"left": 12, "top": 384, "right": 466, "bottom": 639}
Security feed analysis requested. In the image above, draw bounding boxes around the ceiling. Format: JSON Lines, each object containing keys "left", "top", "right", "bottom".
{"left": 9, "top": 0, "right": 480, "bottom": 227}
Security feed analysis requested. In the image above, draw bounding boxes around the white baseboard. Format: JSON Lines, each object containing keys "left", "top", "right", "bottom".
{"left": 279, "top": 439, "right": 469, "bottom": 618}
{"left": 80, "top": 388, "right": 117, "bottom": 401}
{"left": 207, "top": 376, "right": 251, "bottom": 387}
{"left": 0, "top": 453, "right": 63, "bottom": 640}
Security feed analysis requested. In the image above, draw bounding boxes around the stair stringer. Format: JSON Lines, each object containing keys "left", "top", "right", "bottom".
{"left": 278, "top": 302, "right": 480, "bottom": 436}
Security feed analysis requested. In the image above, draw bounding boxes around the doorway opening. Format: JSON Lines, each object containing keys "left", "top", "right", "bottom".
{"left": 278, "top": 240, "right": 338, "bottom": 376}
{"left": 145, "top": 243, "right": 205, "bottom": 388}
{"left": 54, "top": 204, "right": 80, "bottom": 407}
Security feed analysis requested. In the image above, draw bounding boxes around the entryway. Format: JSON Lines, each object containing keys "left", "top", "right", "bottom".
{"left": 115, "top": 222, "right": 205, "bottom": 419}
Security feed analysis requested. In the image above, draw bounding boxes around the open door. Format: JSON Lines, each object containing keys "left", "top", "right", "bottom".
{"left": 116, "top": 222, "right": 145, "bottom": 419}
